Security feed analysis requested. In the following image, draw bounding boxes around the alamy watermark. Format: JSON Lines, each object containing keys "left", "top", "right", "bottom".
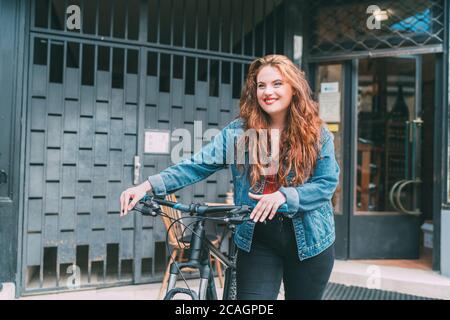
{"left": 66, "top": 5, "right": 81, "bottom": 31}
{"left": 166, "top": 121, "right": 282, "bottom": 175}
{"left": 66, "top": 264, "right": 81, "bottom": 290}
{"left": 366, "top": 265, "right": 382, "bottom": 289}
{"left": 366, "top": 5, "right": 389, "bottom": 30}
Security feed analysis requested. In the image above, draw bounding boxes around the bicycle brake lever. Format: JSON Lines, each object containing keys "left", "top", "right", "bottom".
{"left": 225, "top": 205, "right": 251, "bottom": 224}
{"left": 224, "top": 215, "right": 250, "bottom": 224}
{"left": 134, "top": 203, "right": 155, "bottom": 216}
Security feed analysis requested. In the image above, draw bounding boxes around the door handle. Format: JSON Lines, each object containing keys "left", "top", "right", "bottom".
{"left": 389, "top": 179, "right": 408, "bottom": 212}
{"left": 133, "top": 156, "right": 141, "bottom": 185}
{"left": 0, "top": 170, "right": 7, "bottom": 184}
{"left": 395, "top": 179, "right": 421, "bottom": 216}
{"left": 389, "top": 179, "right": 422, "bottom": 215}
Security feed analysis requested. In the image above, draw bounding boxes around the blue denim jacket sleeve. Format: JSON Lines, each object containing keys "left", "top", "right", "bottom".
{"left": 278, "top": 127, "right": 340, "bottom": 217}
{"left": 147, "top": 122, "right": 233, "bottom": 196}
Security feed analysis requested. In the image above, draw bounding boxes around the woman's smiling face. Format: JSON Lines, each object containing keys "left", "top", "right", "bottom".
{"left": 256, "top": 66, "right": 294, "bottom": 122}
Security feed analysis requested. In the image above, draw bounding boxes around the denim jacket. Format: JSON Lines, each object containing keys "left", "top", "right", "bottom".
{"left": 147, "top": 118, "right": 340, "bottom": 261}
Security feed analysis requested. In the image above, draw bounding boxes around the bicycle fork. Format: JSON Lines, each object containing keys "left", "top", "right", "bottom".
{"left": 165, "top": 220, "right": 217, "bottom": 300}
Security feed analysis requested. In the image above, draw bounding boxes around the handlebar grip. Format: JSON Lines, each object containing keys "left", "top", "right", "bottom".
{"left": 173, "top": 203, "right": 191, "bottom": 212}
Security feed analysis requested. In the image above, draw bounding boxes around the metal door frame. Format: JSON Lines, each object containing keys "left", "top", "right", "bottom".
{"left": 308, "top": 60, "right": 354, "bottom": 260}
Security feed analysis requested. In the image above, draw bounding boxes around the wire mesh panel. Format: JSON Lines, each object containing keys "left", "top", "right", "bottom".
{"left": 308, "top": 0, "right": 444, "bottom": 59}
{"left": 24, "top": 0, "right": 285, "bottom": 293}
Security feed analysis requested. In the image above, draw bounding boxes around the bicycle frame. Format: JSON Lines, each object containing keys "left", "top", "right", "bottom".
{"left": 165, "top": 215, "right": 238, "bottom": 300}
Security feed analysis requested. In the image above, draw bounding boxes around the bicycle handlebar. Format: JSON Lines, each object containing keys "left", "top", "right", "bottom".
{"left": 133, "top": 194, "right": 289, "bottom": 224}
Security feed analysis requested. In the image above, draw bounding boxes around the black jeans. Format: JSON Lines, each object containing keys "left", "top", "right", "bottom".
{"left": 236, "top": 215, "right": 335, "bottom": 300}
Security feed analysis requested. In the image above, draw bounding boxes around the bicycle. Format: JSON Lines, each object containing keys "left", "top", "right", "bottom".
{"left": 132, "top": 194, "right": 288, "bottom": 300}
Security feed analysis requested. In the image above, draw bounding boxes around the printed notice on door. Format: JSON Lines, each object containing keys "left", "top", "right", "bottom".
{"left": 144, "top": 130, "right": 170, "bottom": 154}
{"left": 319, "top": 82, "right": 341, "bottom": 123}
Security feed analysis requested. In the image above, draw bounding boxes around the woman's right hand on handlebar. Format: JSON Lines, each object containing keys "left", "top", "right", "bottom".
{"left": 120, "top": 181, "right": 152, "bottom": 217}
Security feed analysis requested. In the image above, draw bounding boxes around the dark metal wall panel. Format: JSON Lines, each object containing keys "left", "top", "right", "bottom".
{"left": 21, "top": 0, "right": 286, "bottom": 293}
{"left": 23, "top": 35, "right": 142, "bottom": 292}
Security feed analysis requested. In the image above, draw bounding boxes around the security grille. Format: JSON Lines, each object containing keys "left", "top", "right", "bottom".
{"left": 23, "top": 0, "right": 284, "bottom": 294}
{"left": 308, "top": 0, "right": 445, "bottom": 59}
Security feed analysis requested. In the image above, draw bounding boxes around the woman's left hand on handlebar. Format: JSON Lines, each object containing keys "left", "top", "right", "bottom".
{"left": 120, "top": 181, "right": 152, "bottom": 217}
{"left": 248, "top": 191, "right": 286, "bottom": 223}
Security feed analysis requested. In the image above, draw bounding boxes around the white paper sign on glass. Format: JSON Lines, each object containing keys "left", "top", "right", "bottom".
{"left": 319, "top": 92, "right": 341, "bottom": 123}
{"left": 144, "top": 130, "right": 170, "bottom": 154}
{"left": 321, "top": 82, "right": 339, "bottom": 93}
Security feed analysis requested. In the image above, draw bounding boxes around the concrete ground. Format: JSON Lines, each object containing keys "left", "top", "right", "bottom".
{"left": 2, "top": 260, "right": 450, "bottom": 300}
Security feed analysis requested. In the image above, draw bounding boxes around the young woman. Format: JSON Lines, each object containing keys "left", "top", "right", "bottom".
{"left": 120, "top": 55, "right": 340, "bottom": 300}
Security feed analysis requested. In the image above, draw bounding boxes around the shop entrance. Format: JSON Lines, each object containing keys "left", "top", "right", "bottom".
{"left": 313, "top": 54, "right": 437, "bottom": 265}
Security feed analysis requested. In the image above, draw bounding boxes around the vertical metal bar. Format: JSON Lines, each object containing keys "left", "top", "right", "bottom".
{"left": 88, "top": 260, "right": 92, "bottom": 283}
{"left": 118, "top": 254, "right": 121, "bottom": 280}
{"left": 413, "top": 55, "right": 423, "bottom": 212}
{"left": 443, "top": 0, "right": 449, "bottom": 205}
{"left": 207, "top": 58, "right": 210, "bottom": 85}
{"left": 134, "top": 45, "right": 147, "bottom": 283}
{"left": 262, "top": 0, "right": 266, "bottom": 56}
{"left": 252, "top": 0, "right": 256, "bottom": 57}
{"left": 182, "top": 0, "right": 186, "bottom": 48}
{"left": 95, "top": 0, "right": 99, "bottom": 36}
{"left": 206, "top": 0, "right": 210, "bottom": 51}
{"left": 218, "top": 0, "right": 222, "bottom": 53}
{"left": 125, "top": 0, "right": 129, "bottom": 39}
{"left": 241, "top": 61, "right": 245, "bottom": 92}
{"left": 63, "top": 0, "right": 67, "bottom": 32}
{"left": 404, "top": 121, "right": 410, "bottom": 179}
{"left": 57, "top": 39, "right": 69, "bottom": 288}
{"left": 39, "top": 37, "right": 53, "bottom": 289}
{"left": 240, "top": 0, "right": 244, "bottom": 56}
{"left": 47, "top": 0, "right": 51, "bottom": 30}
{"left": 23, "top": 31, "right": 34, "bottom": 292}
{"left": 62, "top": 40, "right": 67, "bottom": 94}
{"left": 348, "top": 59, "right": 358, "bottom": 258}
{"left": 94, "top": 43, "right": 98, "bottom": 91}
{"left": 229, "top": 0, "right": 233, "bottom": 54}
{"left": 415, "top": 56, "right": 422, "bottom": 121}
{"left": 103, "top": 254, "right": 107, "bottom": 283}
{"left": 170, "top": 0, "right": 174, "bottom": 46}
{"left": 133, "top": 0, "right": 148, "bottom": 284}
{"left": 194, "top": 55, "right": 198, "bottom": 97}
{"left": 273, "top": 0, "right": 277, "bottom": 53}
{"left": 77, "top": 0, "right": 83, "bottom": 34}
{"left": 138, "top": 0, "right": 148, "bottom": 43}
{"left": 171, "top": 53, "right": 174, "bottom": 93}
{"left": 156, "top": 0, "right": 161, "bottom": 44}
{"left": 56, "top": 262, "right": 60, "bottom": 288}
{"left": 230, "top": 59, "right": 234, "bottom": 100}
{"left": 110, "top": 0, "right": 115, "bottom": 38}
{"left": 218, "top": 56, "right": 222, "bottom": 98}
{"left": 30, "top": 0, "right": 36, "bottom": 28}
{"left": 194, "top": 0, "right": 198, "bottom": 49}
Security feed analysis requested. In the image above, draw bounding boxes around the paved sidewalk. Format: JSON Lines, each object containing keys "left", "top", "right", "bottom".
{"left": 330, "top": 260, "right": 450, "bottom": 300}
{"left": 4, "top": 260, "right": 449, "bottom": 300}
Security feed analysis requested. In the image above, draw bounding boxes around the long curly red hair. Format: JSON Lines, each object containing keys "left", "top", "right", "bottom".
{"left": 238, "top": 55, "right": 324, "bottom": 188}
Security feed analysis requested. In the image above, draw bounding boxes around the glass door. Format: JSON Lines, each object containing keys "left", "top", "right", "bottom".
{"left": 349, "top": 56, "right": 423, "bottom": 259}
